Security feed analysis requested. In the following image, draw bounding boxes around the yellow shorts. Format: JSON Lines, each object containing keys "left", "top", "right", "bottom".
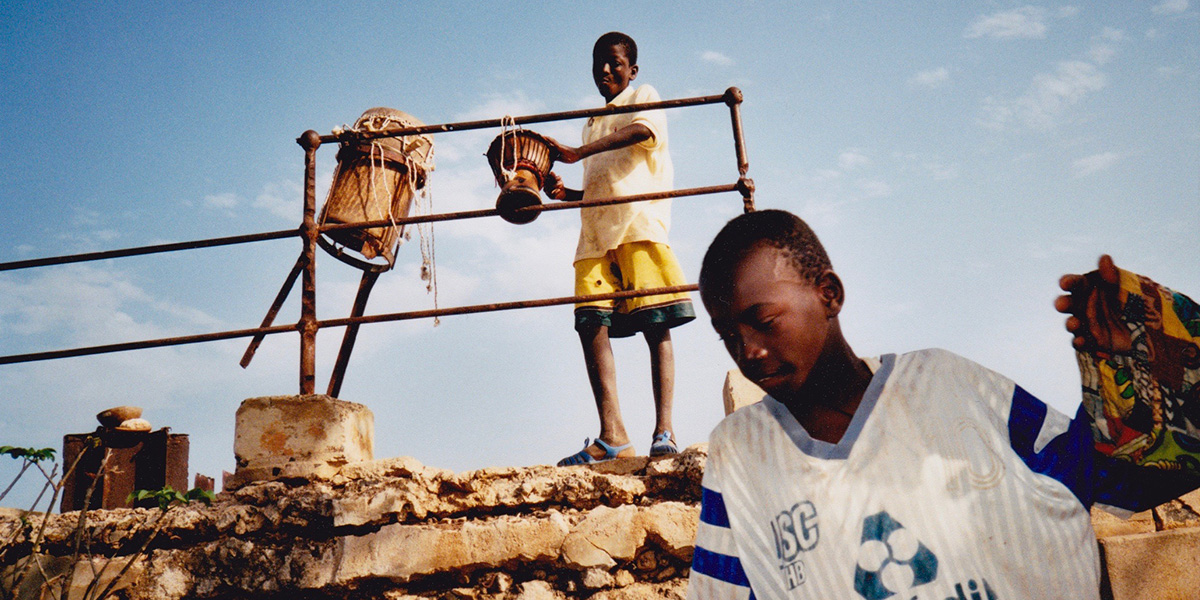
{"left": 573, "top": 241, "right": 695, "bottom": 338}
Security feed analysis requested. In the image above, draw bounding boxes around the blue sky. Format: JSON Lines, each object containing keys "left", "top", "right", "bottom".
{"left": 1, "top": 1, "right": 1197, "bottom": 508}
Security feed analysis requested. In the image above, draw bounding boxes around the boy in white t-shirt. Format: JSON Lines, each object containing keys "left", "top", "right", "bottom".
{"left": 688, "top": 208, "right": 1199, "bottom": 599}
{"left": 542, "top": 31, "right": 695, "bottom": 465}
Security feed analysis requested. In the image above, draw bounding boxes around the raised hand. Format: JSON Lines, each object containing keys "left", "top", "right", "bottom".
{"left": 1054, "top": 254, "right": 1132, "bottom": 354}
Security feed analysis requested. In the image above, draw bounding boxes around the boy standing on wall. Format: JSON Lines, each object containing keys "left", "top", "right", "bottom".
{"left": 543, "top": 31, "right": 695, "bottom": 465}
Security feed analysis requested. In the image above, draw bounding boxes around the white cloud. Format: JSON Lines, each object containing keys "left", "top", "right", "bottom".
{"left": 700, "top": 50, "right": 734, "bottom": 66}
{"left": 908, "top": 67, "right": 950, "bottom": 88}
{"left": 0, "top": 264, "right": 221, "bottom": 345}
{"left": 1088, "top": 44, "right": 1116, "bottom": 64}
{"left": 1152, "top": 0, "right": 1189, "bottom": 15}
{"left": 838, "top": 150, "right": 871, "bottom": 171}
{"left": 856, "top": 180, "right": 892, "bottom": 199}
{"left": 965, "top": 6, "right": 1048, "bottom": 39}
{"left": 1071, "top": 151, "right": 1120, "bottom": 177}
{"left": 203, "top": 192, "right": 238, "bottom": 210}
{"left": 1057, "top": 6, "right": 1080, "bottom": 18}
{"left": 925, "top": 161, "right": 960, "bottom": 181}
{"left": 1088, "top": 28, "right": 1125, "bottom": 64}
{"left": 980, "top": 60, "right": 1108, "bottom": 130}
{"left": 254, "top": 179, "right": 304, "bottom": 222}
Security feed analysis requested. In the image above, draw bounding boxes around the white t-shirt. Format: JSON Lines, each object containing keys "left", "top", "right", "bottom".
{"left": 575, "top": 83, "right": 674, "bottom": 261}
{"left": 689, "top": 349, "right": 1199, "bottom": 599}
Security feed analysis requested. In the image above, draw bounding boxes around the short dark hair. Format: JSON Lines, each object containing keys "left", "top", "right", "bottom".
{"left": 594, "top": 31, "right": 637, "bottom": 66}
{"left": 700, "top": 209, "right": 833, "bottom": 303}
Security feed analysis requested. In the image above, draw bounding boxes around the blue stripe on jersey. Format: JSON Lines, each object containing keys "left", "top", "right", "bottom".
{"left": 1009, "top": 385, "right": 1200, "bottom": 511}
{"left": 700, "top": 486, "right": 731, "bottom": 527}
{"left": 692, "top": 546, "right": 751, "bottom": 587}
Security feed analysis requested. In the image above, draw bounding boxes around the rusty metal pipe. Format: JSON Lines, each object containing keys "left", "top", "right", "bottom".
{"left": 239, "top": 253, "right": 306, "bottom": 368}
{"left": 326, "top": 271, "right": 380, "bottom": 398}
{"left": 318, "top": 182, "right": 740, "bottom": 234}
{"left": 724, "top": 87, "right": 749, "bottom": 177}
{"left": 319, "top": 93, "right": 729, "bottom": 145}
{"left": 0, "top": 229, "right": 300, "bottom": 273}
{"left": 320, "top": 284, "right": 699, "bottom": 329}
{"left": 299, "top": 131, "right": 321, "bottom": 394}
{"left": 0, "top": 323, "right": 299, "bottom": 365}
{"left": 0, "top": 284, "right": 698, "bottom": 366}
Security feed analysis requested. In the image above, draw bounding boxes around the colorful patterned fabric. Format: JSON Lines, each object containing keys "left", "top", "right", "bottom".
{"left": 1077, "top": 268, "right": 1200, "bottom": 474}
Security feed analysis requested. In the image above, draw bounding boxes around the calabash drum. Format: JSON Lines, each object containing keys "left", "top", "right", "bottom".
{"left": 318, "top": 107, "right": 435, "bottom": 272}
{"left": 485, "top": 130, "right": 555, "bottom": 224}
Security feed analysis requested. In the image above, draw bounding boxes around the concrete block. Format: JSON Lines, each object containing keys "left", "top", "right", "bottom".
{"left": 228, "top": 394, "right": 373, "bottom": 489}
{"left": 1091, "top": 507, "right": 1156, "bottom": 538}
{"left": 1099, "top": 526, "right": 1200, "bottom": 600}
{"left": 723, "top": 368, "right": 766, "bottom": 416}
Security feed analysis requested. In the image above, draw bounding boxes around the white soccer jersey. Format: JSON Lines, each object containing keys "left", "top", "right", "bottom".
{"left": 689, "top": 349, "right": 1199, "bottom": 600}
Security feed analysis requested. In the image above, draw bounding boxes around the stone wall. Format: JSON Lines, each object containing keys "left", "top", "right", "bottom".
{"left": 2, "top": 445, "right": 1198, "bottom": 599}
{"left": 0, "top": 448, "right": 706, "bottom": 599}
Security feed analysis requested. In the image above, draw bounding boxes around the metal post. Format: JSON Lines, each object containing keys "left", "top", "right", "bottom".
{"left": 298, "top": 131, "right": 321, "bottom": 395}
{"left": 724, "top": 87, "right": 755, "bottom": 212}
{"left": 239, "top": 253, "right": 305, "bottom": 368}
{"left": 326, "top": 271, "right": 380, "bottom": 398}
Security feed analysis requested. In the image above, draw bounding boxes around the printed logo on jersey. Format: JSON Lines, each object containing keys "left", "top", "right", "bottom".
{"left": 853, "top": 511, "right": 938, "bottom": 600}
{"left": 770, "top": 500, "right": 818, "bottom": 589}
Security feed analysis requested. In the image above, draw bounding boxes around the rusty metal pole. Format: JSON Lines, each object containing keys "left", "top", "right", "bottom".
{"left": 239, "top": 253, "right": 305, "bottom": 368}
{"left": 326, "top": 270, "right": 380, "bottom": 398}
{"left": 298, "top": 131, "right": 321, "bottom": 395}
{"left": 724, "top": 87, "right": 755, "bottom": 213}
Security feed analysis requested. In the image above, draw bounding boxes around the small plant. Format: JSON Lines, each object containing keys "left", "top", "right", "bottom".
{"left": 1, "top": 441, "right": 214, "bottom": 600}
{"left": 0, "top": 446, "right": 58, "bottom": 506}
{"left": 0, "top": 447, "right": 56, "bottom": 463}
{"left": 128, "top": 485, "right": 215, "bottom": 512}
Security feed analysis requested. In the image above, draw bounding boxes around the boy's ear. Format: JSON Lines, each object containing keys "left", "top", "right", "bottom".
{"left": 630, "top": 64, "right": 638, "bottom": 80}
{"left": 816, "top": 270, "right": 845, "bottom": 318}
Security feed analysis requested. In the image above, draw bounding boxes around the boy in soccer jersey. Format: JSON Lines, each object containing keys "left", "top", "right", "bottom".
{"left": 688, "top": 209, "right": 1199, "bottom": 599}
{"left": 540, "top": 32, "right": 695, "bottom": 465}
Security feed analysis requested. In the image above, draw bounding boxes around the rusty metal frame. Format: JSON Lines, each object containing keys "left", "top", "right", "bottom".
{"left": 0, "top": 88, "right": 754, "bottom": 394}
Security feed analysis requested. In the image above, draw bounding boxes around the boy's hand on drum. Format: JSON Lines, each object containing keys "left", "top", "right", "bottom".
{"left": 543, "top": 172, "right": 568, "bottom": 200}
{"left": 544, "top": 135, "right": 583, "bottom": 164}
{"left": 1055, "top": 254, "right": 1132, "bottom": 353}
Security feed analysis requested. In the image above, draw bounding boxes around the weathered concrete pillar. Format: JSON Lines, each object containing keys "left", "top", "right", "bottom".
{"left": 227, "top": 394, "right": 373, "bottom": 490}
{"left": 722, "top": 369, "right": 766, "bottom": 416}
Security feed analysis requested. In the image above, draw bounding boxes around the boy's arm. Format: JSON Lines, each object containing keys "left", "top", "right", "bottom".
{"left": 540, "top": 123, "right": 654, "bottom": 201}
{"left": 1039, "top": 255, "right": 1200, "bottom": 510}
{"left": 544, "top": 124, "right": 654, "bottom": 165}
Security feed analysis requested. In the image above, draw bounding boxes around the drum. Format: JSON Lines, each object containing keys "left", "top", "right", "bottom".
{"left": 485, "top": 130, "right": 555, "bottom": 224}
{"left": 318, "top": 107, "right": 435, "bottom": 272}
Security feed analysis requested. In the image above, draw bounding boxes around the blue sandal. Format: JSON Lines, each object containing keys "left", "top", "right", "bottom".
{"left": 557, "top": 437, "right": 633, "bottom": 466}
{"left": 649, "top": 431, "right": 678, "bottom": 456}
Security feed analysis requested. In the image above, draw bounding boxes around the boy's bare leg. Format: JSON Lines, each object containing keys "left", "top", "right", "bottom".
{"left": 644, "top": 325, "right": 674, "bottom": 442}
{"left": 579, "top": 324, "right": 634, "bottom": 459}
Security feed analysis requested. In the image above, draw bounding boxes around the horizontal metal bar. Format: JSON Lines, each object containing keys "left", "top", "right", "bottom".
{"left": 0, "top": 228, "right": 301, "bottom": 272}
{"left": 0, "top": 285, "right": 700, "bottom": 365}
{"left": 0, "top": 323, "right": 300, "bottom": 366}
{"left": 320, "top": 182, "right": 739, "bottom": 233}
{"left": 320, "top": 284, "right": 700, "bottom": 328}
{"left": 3, "top": 182, "right": 738, "bottom": 273}
{"left": 318, "top": 91, "right": 734, "bottom": 144}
